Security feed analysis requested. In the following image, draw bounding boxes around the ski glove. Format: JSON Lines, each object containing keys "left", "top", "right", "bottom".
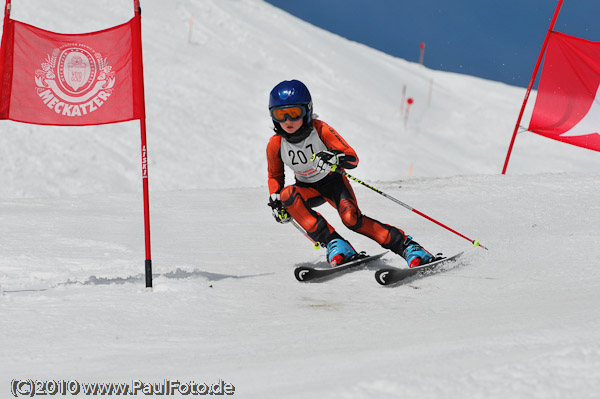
{"left": 313, "top": 150, "right": 345, "bottom": 173}
{"left": 268, "top": 193, "right": 291, "bottom": 224}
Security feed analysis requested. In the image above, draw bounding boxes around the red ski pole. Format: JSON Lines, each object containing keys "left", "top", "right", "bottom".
{"left": 334, "top": 168, "right": 488, "bottom": 250}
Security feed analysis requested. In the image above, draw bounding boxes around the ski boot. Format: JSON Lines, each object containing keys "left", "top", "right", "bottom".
{"left": 326, "top": 238, "right": 357, "bottom": 267}
{"left": 402, "top": 236, "right": 434, "bottom": 268}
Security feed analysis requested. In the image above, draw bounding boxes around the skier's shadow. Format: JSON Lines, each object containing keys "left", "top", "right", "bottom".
{"left": 83, "top": 268, "right": 273, "bottom": 285}
{"left": 1, "top": 269, "right": 273, "bottom": 293}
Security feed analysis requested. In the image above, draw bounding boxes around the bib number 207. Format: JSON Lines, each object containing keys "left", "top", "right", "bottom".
{"left": 288, "top": 144, "right": 314, "bottom": 165}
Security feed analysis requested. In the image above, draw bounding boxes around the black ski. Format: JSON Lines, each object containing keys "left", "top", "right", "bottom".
{"left": 295, "top": 252, "right": 387, "bottom": 282}
{"left": 375, "top": 251, "right": 464, "bottom": 286}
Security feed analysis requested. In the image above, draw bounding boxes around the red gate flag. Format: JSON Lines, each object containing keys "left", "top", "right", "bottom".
{"left": 0, "top": 1, "right": 153, "bottom": 288}
{"left": 528, "top": 31, "right": 600, "bottom": 152}
{"left": 0, "top": 14, "right": 145, "bottom": 125}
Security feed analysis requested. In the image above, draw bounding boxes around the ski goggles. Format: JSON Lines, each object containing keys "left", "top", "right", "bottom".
{"left": 270, "top": 105, "right": 306, "bottom": 123}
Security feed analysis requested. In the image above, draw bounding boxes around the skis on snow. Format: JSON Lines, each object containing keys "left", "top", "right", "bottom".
{"left": 294, "top": 252, "right": 387, "bottom": 282}
{"left": 374, "top": 251, "right": 464, "bottom": 286}
{"left": 294, "top": 251, "right": 465, "bottom": 284}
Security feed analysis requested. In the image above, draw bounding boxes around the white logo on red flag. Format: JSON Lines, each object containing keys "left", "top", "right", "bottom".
{"left": 34, "top": 44, "right": 115, "bottom": 117}
{"left": 0, "top": 16, "right": 145, "bottom": 126}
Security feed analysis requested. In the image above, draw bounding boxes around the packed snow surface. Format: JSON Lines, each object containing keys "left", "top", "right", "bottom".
{"left": 1, "top": 1, "right": 599, "bottom": 398}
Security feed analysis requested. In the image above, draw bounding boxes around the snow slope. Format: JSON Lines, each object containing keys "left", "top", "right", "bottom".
{"left": 2, "top": 174, "right": 599, "bottom": 399}
{"left": 1, "top": 1, "right": 599, "bottom": 398}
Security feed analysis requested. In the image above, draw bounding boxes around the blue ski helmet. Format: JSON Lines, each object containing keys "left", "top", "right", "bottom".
{"left": 269, "top": 80, "right": 313, "bottom": 125}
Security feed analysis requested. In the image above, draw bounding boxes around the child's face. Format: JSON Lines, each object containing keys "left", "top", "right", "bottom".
{"left": 280, "top": 118, "right": 303, "bottom": 134}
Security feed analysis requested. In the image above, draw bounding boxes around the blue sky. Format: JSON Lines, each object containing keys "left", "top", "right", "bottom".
{"left": 264, "top": 0, "right": 600, "bottom": 88}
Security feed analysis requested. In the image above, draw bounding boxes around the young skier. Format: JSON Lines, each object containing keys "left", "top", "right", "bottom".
{"left": 266, "top": 79, "right": 434, "bottom": 267}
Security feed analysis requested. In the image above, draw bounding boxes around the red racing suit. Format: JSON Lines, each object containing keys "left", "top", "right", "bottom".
{"left": 266, "top": 119, "right": 407, "bottom": 251}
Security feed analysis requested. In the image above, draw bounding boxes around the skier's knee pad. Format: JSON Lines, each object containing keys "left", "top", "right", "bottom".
{"left": 280, "top": 186, "right": 296, "bottom": 208}
{"left": 339, "top": 199, "right": 363, "bottom": 230}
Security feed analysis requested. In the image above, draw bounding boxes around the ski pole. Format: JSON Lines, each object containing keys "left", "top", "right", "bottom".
{"left": 290, "top": 218, "right": 321, "bottom": 250}
{"left": 333, "top": 167, "right": 488, "bottom": 250}
{"left": 270, "top": 194, "right": 321, "bottom": 249}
